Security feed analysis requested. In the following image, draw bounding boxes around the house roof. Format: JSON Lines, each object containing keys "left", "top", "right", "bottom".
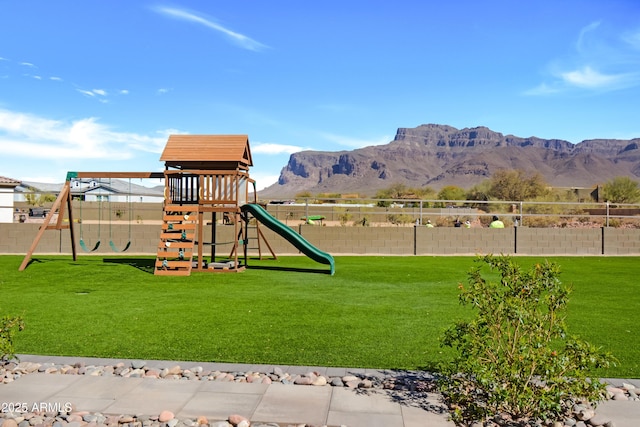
{"left": 16, "top": 179, "right": 163, "bottom": 197}
{"left": 160, "top": 135, "right": 253, "bottom": 169}
{"left": 0, "top": 176, "right": 21, "bottom": 187}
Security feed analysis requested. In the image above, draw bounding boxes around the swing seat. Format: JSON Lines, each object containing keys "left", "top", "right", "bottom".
{"left": 109, "top": 240, "right": 131, "bottom": 252}
{"left": 80, "top": 239, "right": 101, "bottom": 252}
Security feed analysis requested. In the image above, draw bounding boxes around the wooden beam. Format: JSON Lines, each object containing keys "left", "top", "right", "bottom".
{"left": 19, "top": 181, "right": 71, "bottom": 271}
{"left": 68, "top": 172, "right": 165, "bottom": 179}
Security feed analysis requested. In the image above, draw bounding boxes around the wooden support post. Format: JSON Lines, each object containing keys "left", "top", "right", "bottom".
{"left": 19, "top": 181, "right": 71, "bottom": 271}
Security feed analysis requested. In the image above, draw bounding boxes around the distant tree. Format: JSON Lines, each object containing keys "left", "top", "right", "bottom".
{"left": 466, "top": 180, "right": 492, "bottom": 202}
{"left": 415, "top": 186, "right": 437, "bottom": 199}
{"left": 374, "top": 183, "right": 410, "bottom": 207}
{"left": 601, "top": 176, "right": 640, "bottom": 204}
{"left": 25, "top": 188, "right": 57, "bottom": 206}
{"left": 295, "top": 191, "right": 312, "bottom": 199}
{"left": 437, "top": 185, "right": 466, "bottom": 202}
{"left": 488, "top": 169, "right": 547, "bottom": 201}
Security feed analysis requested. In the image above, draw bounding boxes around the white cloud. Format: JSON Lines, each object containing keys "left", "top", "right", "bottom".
{"left": 320, "top": 132, "right": 391, "bottom": 148}
{"left": 77, "top": 88, "right": 109, "bottom": 100}
{"left": 20, "top": 62, "right": 35, "bottom": 67}
{"left": 251, "top": 172, "right": 280, "bottom": 191}
{"left": 0, "top": 109, "right": 168, "bottom": 160}
{"left": 157, "top": 88, "right": 171, "bottom": 95}
{"left": 119, "top": 89, "right": 129, "bottom": 95}
{"left": 527, "top": 22, "right": 640, "bottom": 95}
{"left": 252, "top": 142, "right": 306, "bottom": 154}
{"left": 50, "top": 76, "right": 62, "bottom": 81}
{"left": 154, "top": 6, "right": 268, "bottom": 52}
{"left": 560, "top": 66, "right": 621, "bottom": 88}
{"left": 576, "top": 21, "right": 601, "bottom": 54}
{"left": 522, "top": 82, "right": 562, "bottom": 96}
{"left": 77, "top": 89, "right": 96, "bottom": 97}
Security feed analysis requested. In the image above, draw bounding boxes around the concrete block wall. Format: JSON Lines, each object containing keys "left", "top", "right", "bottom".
{"left": 603, "top": 228, "right": 640, "bottom": 254}
{"left": 416, "top": 227, "right": 514, "bottom": 255}
{"left": 300, "top": 225, "right": 415, "bottom": 255}
{"left": 515, "top": 228, "right": 602, "bottom": 255}
{"left": 3, "top": 223, "right": 640, "bottom": 258}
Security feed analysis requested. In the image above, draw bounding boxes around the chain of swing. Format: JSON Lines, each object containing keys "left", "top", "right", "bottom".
{"left": 77, "top": 178, "right": 132, "bottom": 252}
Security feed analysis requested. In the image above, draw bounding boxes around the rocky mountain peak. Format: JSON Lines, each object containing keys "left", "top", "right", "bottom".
{"left": 259, "top": 124, "right": 640, "bottom": 198}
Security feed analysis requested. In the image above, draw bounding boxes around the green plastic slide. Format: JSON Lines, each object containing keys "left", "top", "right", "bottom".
{"left": 241, "top": 204, "right": 335, "bottom": 275}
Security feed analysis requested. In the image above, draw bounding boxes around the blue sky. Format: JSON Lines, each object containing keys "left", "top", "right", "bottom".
{"left": 1, "top": 1, "right": 640, "bottom": 190}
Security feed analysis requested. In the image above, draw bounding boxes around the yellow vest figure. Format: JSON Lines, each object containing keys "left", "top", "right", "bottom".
{"left": 489, "top": 216, "right": 505, "bottom": 228}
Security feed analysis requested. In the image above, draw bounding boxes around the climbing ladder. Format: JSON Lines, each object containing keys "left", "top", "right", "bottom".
{"left": 154, "top": 205, "right": 197, "bottom": 276}
{"left": 241, "top": 220, "right": 277, "bottom": 260}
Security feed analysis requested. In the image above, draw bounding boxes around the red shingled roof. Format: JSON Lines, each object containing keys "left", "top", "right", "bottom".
{"left": 0, "top": 176, "right": 21, "bottom": 186}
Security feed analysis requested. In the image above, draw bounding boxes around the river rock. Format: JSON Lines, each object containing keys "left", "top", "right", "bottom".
{"left": 587, "top": 414, "right": 611, "bottom": 426}
{"left": 227, "top": 414, "right": 249, "bottom": 426}
{"left": 158, "top": 411, "right": 174, "bottom": 423}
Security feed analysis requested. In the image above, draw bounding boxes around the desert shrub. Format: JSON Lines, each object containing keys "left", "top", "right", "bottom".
{"left": 336, "top": 208, "right": 353, "bottom": 226}
{"left": 522, "top": 215, "right": 560, "bottom": 228}
{"left": 386, "top": 213, "right": 414, "bottom": 225}
{"left": 439, "top": 255, "right": 613, "bottom": 426}
{"left": 1, "top": 313, "right": 24, "bottom": 361}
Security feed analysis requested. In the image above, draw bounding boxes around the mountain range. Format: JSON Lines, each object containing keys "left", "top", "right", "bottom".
{"left": 259, "top": 124, "right": 640, "bottom": 198}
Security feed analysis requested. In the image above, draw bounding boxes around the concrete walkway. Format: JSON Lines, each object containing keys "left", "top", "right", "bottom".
{"left": 1, "top": 355, "right": 638, "bottom": 427}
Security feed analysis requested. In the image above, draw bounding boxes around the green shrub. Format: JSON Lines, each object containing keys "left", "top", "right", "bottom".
{"left": 336, "top": 208, "right": 353, "bottom": 226}
{"left": 439, "top": 255, "right": 613, "bottom": 425}
{"left": 0, "top": 313, "right": 24, "bottom": 361}
{"left": 386, "top": 213, "right": 414, "bottom": 225}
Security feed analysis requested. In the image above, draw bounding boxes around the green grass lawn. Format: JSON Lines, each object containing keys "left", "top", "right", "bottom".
{"left": 1, "top": 255, "right": 638, "bottom": 378}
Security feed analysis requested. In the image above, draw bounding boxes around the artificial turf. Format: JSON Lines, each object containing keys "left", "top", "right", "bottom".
{"left": 0, "top": 255, "right": 637, "bottom": 378}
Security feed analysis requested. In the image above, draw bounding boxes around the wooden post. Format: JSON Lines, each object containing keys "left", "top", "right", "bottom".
{"left": 19, "top": 181, "right": 71, "bottom": 271}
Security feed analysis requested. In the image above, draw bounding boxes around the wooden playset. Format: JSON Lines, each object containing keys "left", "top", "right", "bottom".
{"left": 19, "top": 135, "right": 279, "bottom": 275}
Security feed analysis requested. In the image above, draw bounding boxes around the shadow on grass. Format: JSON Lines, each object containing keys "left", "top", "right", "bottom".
{"left": 103, "top": 257, "right": 155, "bottom": 274}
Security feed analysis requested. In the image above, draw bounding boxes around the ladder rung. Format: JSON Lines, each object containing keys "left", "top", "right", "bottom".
{"left": 155, "top": 260, "right": 192, "bottom": 268}
{"left": 157, "top": 251, "right": 193, "bottom": 258}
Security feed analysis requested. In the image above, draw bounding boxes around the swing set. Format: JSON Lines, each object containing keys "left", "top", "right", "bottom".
{"left": 19, "top": 134, "right": 320, "bottom": 276}
{"left": 77, "top": 177, "right": 133, "bottom": 253}
{"left": 19, "top": 171, "right": 164, "bottom": 271}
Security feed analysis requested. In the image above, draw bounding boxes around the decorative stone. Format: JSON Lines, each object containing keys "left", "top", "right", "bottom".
{"left": 294, "top": 376, "right": 312, "bottom": 385}
{"left": 312, "top": 375, "right": 327, "bottom": 386}
{"left": 145, "top": 369, "right": 160, "bottom": 378}
{"left": 358, "top": 379, "right": 373, "bottom": 388}
{"left": 587, "top": 414, "right": 611, "bottom": 426}
{"left": 612, "top": 392, "right": 629, "bottom": 401}
{"left": 227, "top": 414, "right": 249, "bottom": 426}
{"left": 576, "top": 407, "right": 595, "bottom": 421}
{"left": 330, "top": 377, "right": 344, "bottom": 387}
{"left": 167, "top": 365, "right": 182, "bottom": 376}
{"left": 131, "top": 360, "right": 146, "bottom": 369}
{"left": 158, "top": 411, "right": 174, "bottom": 423}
